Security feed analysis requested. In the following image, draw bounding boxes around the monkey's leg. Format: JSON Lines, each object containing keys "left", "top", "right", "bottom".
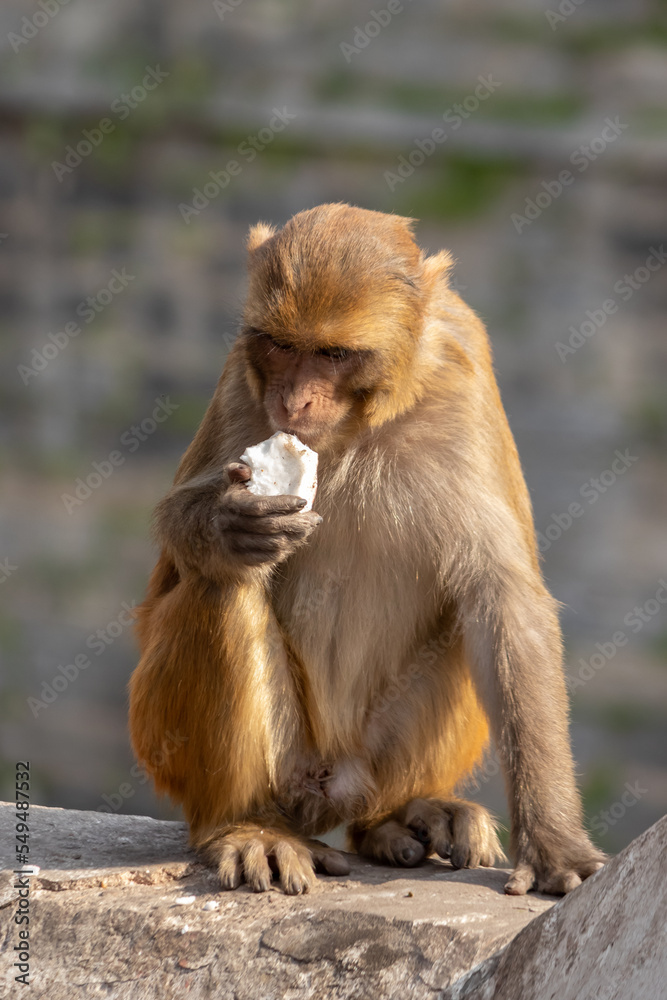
{"left": 130, "top": 574, "right": 283, "bottom": 829}
{"left": 461, "top": 570, "right": 606, "bottom": 895}
{"left": 131, "top": 573, "right": 351, "bottom": 894}
{"left": 351, "top": 798, "right": 504, "bottom": 870}
{"left": 203, "top": 824, "right": 351, "bottom": 895}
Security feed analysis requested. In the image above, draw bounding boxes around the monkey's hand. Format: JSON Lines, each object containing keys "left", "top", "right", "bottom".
{"left": 204, "top": 825, "right": 350, "bottom": 895}
{"left": 216, "top": 461, "right": 323, "bottom": 569}
{"left": 155, "top": 462, "right": 322, "bottom": 582}
{"left": 505, "top": 833, "right": 605, "bottom": 895}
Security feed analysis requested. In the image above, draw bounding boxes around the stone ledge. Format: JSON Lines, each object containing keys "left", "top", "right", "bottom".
{"left": 442, "top": 813, "right": 667, "bottom": 1000}
{"left": 0, "top": 804, "right": 664, "bottom": 999}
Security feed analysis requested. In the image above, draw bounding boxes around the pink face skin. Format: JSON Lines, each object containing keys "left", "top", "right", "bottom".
{"left": 251, "top": 335, "right": 361, "bottom": 448}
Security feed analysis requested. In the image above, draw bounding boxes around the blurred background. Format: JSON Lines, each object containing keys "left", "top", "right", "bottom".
{"left": 1, "top": 0, "right": 666, "bottom": 856}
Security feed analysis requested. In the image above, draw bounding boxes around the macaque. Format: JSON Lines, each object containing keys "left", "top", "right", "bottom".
{"left": 129, "top": 203, "right": 605, "bottom": 895}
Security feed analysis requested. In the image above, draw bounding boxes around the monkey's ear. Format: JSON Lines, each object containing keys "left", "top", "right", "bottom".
{"left": 247, "top": 222, "right": 276, "bottom": 254}
{"left": 398, "top": 214, "right": 417, "bottom": 232}
{"left": 423, "top": 250, "right": 455, "bottom": 289}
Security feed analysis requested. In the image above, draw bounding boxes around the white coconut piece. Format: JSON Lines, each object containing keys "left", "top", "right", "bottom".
{"left": 240, "top": 432, "right": 318, "bottom": 511}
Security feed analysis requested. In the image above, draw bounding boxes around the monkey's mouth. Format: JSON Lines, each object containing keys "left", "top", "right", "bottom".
{"left": 270, "top": 415, "right": 326, "bottom": 445}
{"left": 277, "top": 425, "right": 323, "bottom": 448}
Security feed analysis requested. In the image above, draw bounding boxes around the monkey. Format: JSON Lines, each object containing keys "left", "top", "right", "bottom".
{"left": 129, "top": 202, "right": 605, "bottom": 896}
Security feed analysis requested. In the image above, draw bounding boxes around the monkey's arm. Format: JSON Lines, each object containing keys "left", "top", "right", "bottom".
{"left": 454, "top": 523, "right": 604, "bottom": 894}
{"left": 430, "top": 409, "right": 605, "bottom": 894}
{"left": 423, "top": 304, "right": 603, "bottom": 893}
{"left": 151, "top": 363, "right": 321, "bottom": 584}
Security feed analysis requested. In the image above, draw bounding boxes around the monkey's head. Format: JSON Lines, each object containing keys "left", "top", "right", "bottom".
{"left": 241, "top": 203, "right": 452, "bottom": 449}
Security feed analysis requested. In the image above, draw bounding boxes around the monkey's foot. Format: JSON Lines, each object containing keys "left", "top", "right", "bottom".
{"left": 403, "top": 797, "right": 505, "bottom": 868}
{"left": 355, "top": 797, "right": 505, "bottom": 870}
{"left": 504, "top": 838, "right": 605, "bottom": 896}
{"left": 206, "top": 825, "right": 350, "bottom": 895}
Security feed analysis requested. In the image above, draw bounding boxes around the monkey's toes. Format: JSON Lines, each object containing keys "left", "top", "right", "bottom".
{"left": 308, "top": 840, "right": 352, "bottom": 876}
{"left": 505, "top": 855, "right": 606, "bottom": 896}
{"left": 217, "top": 843, "right": 243, "bottom": 890}
{"left": 395, "top": 838, "right": 426, "bottom": 867}
{"left": 213, "top": 829, "right": 317, "bottom": 894}
{"left": 403, "top": 797, "right": 504, "bottom": 870}
{"left": 504, "top": 862, "right": 535, "bottom": 895}
{"left": 404, "top": 798, "right": 452, "bottom": 859}
{"left": 273, "top": 840, "right": 316, "bottom": 895}
{"left": 357, "top": 819, "right": 426, "bottom": 867}
{"left": 505, "top": 864, "right": 582, "bottom": 896}
{"left": 241, "top": 838, "right": 273, "bottom": 892}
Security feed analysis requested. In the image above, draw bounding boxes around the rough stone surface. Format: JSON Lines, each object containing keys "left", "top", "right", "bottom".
{"left": 1, "top": 804, "right": 665, "bottom": 999}
{"left": 0, "top": 803, "right": 554, "bottom": 999}
{"left": 442, "top": 814, "right": 667, "bottom": 1000}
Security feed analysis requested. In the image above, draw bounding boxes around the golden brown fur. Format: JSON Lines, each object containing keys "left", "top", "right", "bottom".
{"left": 129, "top": 203, "right": 604, "bottom": 895}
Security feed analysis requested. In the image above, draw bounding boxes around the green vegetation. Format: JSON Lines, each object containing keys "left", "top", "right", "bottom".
{"left": 629, "top": 394, "right": 667, "bottom": 448}
{"left": 69, "top": 211, "right": 136, "bottom": 255}
{"left": 0, "top": 610, "right": 23, "bottom": 658}
{"left": 477, "top": 12, "right": 667, "bottom": 54}
{"left": 396, "top": 155, "right": 521, "bottom": 221}
{"left": 597, "top": 702, "right": 654, "bottom": 734}
{"left": 649, "top": 630, "right": 667, "bottom": 665}
{"left": 581, "top": 762, "right": 619, "bottom": 816}
{"left": 317, "top": 69, "right": 584, "bottom": 124}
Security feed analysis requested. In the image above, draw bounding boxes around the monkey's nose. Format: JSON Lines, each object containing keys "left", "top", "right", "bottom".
{"left": 282, "top": 395, "right": 312, "bottom": 418}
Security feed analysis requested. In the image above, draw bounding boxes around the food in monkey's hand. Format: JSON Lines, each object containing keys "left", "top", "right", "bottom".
{"left": 240, "top": 431, "right": 318, "bottom": 511}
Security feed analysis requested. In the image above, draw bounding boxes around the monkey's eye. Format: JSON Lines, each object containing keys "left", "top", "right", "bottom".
{"left": 262, "top": 334, "right": 292, "bottom": 352}
{"left": 316, "top": 346, "right": 349, "bottom": 360}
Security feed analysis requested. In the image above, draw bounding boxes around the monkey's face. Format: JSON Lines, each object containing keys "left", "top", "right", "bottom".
{"left": 241, "top": 204, "right": 433, "bottom": 444}
{"left": 245, "top": 331, "right": 371, "bottom": 448}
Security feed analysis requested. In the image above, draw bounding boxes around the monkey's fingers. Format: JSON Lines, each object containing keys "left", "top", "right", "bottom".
{"left": 224, "top": 462, "right": 252, "bottom": 484}
{"left": 226, "top": 511, "right": 322, "bottom": 537}
{"left": 228, "top": 492, "right": 310, "bottom": 518}
{"left": 225, "top": 536, "right": 290, "bottom": 569}
{"left": 224, "top": 512, "right": 322, "bottom": 566}
{"left": 227, "top": 533, "right": 301, "bottom": 567}
{"left": 578, "top": 856, "right": 606, "bottom": 878}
